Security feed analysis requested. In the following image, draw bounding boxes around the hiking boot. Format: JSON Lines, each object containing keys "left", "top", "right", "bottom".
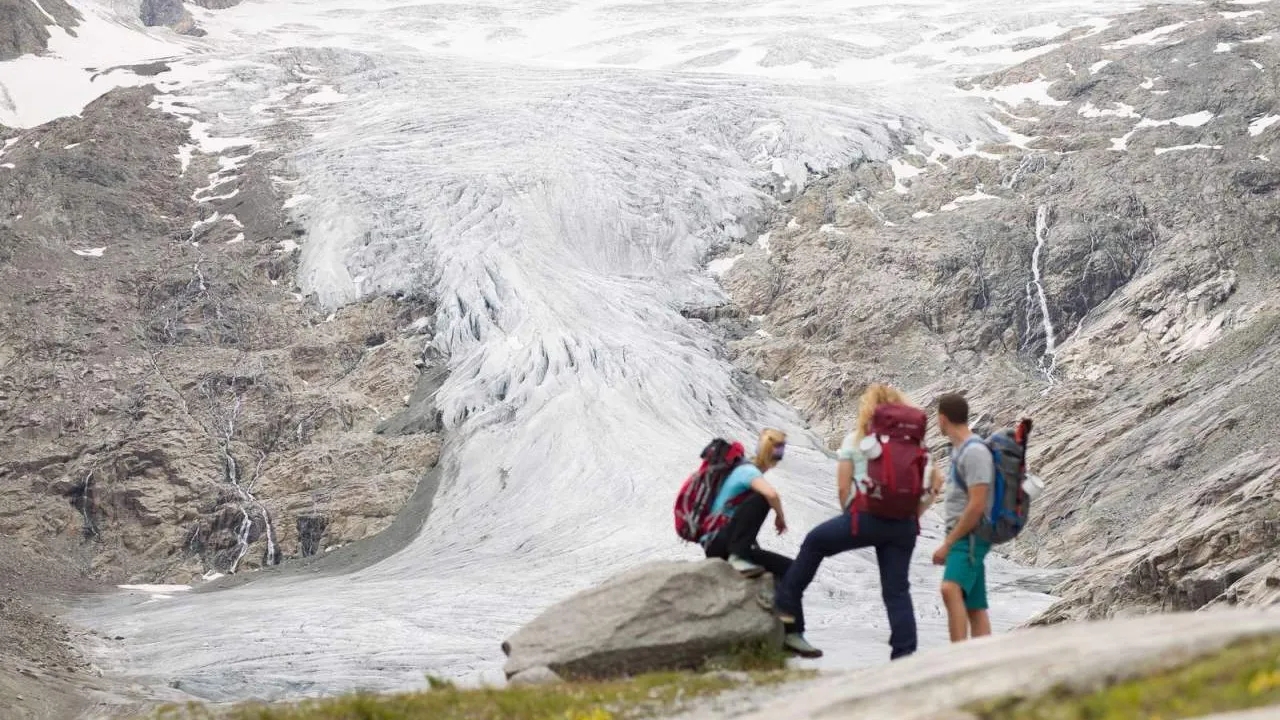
{"left": 728, "top": 555, "right": 765, "bottom": 578}
{"left": 783, "top": 633, "right": 824, "bottom": 659}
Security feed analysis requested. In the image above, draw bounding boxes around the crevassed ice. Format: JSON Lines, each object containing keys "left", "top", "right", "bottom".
{"left": 64, "top": 0, "right": 1184, "bottom": 703}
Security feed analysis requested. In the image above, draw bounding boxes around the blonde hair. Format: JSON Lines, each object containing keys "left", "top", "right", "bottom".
{"left": 854, "top": 383, "right": 912, "bottom": 442}
{"left": 754, "top": 428, "right": 787, "bottom": 471}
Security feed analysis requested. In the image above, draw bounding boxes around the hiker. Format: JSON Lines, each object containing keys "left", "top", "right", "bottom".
{"left": 701, "top": 428, "right": 791, "bottom": 580}
{"left": 774, "top": 384, "right": 942, "bottom": 660}
{"left": 931, "top": 392, "right": 995, "bottom": 643}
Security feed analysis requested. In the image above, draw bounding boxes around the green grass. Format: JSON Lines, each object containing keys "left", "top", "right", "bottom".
{"left": 148, "top": 643, "right": 801, "bottom": 720}
{"left": 968, "top": 636, "right": 1280, "bottom": 720}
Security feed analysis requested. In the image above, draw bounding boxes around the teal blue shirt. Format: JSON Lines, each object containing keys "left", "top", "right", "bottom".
{"left": 710, "top": 463, "right": 762, "bottom": 514}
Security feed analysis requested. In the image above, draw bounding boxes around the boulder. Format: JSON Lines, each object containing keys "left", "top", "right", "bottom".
{"left": 507, "top": 666, "right": 563, "bottom": 687}
{"left": 501, "top": 559, "right": 781, "bottom": 680}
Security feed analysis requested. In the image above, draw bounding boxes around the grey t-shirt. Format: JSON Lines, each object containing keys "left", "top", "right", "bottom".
{"left": 944, "top": 438, "right": 995, "bottom": 531}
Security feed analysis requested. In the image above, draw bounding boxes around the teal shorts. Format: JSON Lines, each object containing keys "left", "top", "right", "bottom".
{"left": 943, "top": 536, "right": 991, "bottom": 611}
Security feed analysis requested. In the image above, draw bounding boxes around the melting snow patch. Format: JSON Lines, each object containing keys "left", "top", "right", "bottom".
{"left": 1170, "top": 111, "right": 1215, "bottom": 127}
{"left": 940, "top": 190, "right": 999, "bottom": 212}
{"left": 29, "top": 0, "right": 58, "bottom": 23}
{"left": 756, "top": 232, "right": 771, "bottom": 254}
{"left": 278, "top": 239, "right": 300, "bottom": 253}
{"left": 1155, "top": 144, "right": 1223, "bottom": 155}
{"left": 1078, "top": 101, "right": 1140, "bottom": 119}
{"left": 888, "top": 158, "right": 923, "bottom": 194}
{"left": 228, "top": 233, "right": 246, "bottom": 244}
{"left": 912, "top": 210, "right": 934, "bottom": 219}
{"left": 0, "top": 163, "right": 14, "bottom": 170}
{"left": 1089, "top": 60, "right": 1111, "bottom": 74}
{"left": 201, "top": 571, "right": 225, "bottom": 582}
{"left": 73, "top": 247, "right": 106, "bottom": 257}
{"left": 1141, "top": 77, "right": 1158, "bottom": 89}
{"left": 64, "top": 142, "right": 80, "bottom": 149}
{"left": 1250, "top": 115, "right": 1280, "bottom": 136}
{"left": 283, "top": 194, "right": 312, "bottom": 209}
{"left": 1107, "top": 21, "right": 1191, "bottom": 48}
{"left": 1243, "top": 35, "right": 1274, "bottom": 44}
{"left": 1252, "top": 60, "right": 1267, "bottom": 70}
{"left": 175, "top": 145, "right": 195, "bottom": 175}
{"left": 983, "top": 114, "right": 1037, "bottom": 149}
{"left": 967, "top": 77, "right": 1067, "bottom": 107}
{"left": 1216, "top": 43, "right": 1236, "bottom": 53}
{"left": 819, "top": 224, "right": 844, "bottom": 235}
{"left": 1223, "top": 10, "right": 1265, "bottom": 18}
{"left": 786, "top": 217, "right": 800, "bottom": 229}
{"left": 707, "top": 254, "right": 741, "bottom": 275}
{"left": 302, "top": 85, "right": 347, "bottom": 105}
{"left": 1110, "top": 112, "right": 1214, "bottom": 151}
{"left": 917, "top": 132, "right": 1000, "bottom": 164}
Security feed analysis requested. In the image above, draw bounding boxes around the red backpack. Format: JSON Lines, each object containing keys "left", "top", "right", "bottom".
{"left": 674, "top": 439, "right": 747, "bottom": 544}
{"left": 854, "top": 404, "right": 929, "bottom": 522}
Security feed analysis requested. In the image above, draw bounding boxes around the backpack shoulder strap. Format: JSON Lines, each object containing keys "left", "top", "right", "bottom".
{"left": 950, "top": 436, "right": 985, "bottom": 491}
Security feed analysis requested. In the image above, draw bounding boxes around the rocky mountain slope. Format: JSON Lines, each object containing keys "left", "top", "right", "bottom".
{"left": 0, "top": 0, "right": 79, "bottom": 60}
{"left": 0, "top": 83, "right": 444, "bottom": 588}
{"left": 716, "top": 0, "right": 1280, "bottom": 622}
{"left": 141, "top": 0, "right": 243, "bottom": 36}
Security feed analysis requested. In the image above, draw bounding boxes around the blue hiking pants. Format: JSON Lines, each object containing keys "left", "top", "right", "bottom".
{"left": 774, "top": 511, "right": 918, "bottom": 660}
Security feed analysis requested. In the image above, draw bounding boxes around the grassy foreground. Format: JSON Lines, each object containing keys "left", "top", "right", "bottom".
{"left": 970, "top": 636, "right": 1280, "bottom": 720}
{"left": 149, "top": 645, "right": 798, "bottom": 720}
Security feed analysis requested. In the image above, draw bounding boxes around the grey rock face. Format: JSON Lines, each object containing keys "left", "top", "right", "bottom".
{"left": 501, "top": 560, "right": 781, "bottom": 680}
{"left": 139, "top": 0, "right": 186, "bottom": 27}
{"left": 506, "top": 666, "right": 563, "bottom": 687}
{"left": 0, "top": 0, "right": 79, "bottom": 61}
{"left": 717, "top": 0, "right": 1280, "bottom": 624}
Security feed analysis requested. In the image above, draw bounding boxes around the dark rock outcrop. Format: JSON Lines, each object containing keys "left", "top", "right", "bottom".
{"left": 0, "top": 0, "right": 79, "bottom": 60}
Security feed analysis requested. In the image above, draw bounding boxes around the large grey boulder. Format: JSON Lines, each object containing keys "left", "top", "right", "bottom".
{"left": 501, "top": 559, "right": 782, "bottom": 680}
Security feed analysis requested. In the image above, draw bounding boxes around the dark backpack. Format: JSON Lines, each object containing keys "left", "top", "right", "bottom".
{"left": 674, "top": 438, "right": 747, "bottom": 544}
{"left": 857, "top": 404, "right": 929, "bottom": 521}
{"left": 955, "top": 419, "right": 1033, "bottom": 545}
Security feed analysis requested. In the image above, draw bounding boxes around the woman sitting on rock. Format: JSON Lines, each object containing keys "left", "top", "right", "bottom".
{"left": 701, "top": 428, "right": 790, "bottom": 580}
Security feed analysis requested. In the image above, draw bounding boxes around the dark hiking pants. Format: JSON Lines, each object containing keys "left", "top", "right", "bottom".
{"left": 704, "top": 491, "right": 793, "bottom": 581}
{"left": 774, "top": 511, "right": 918, "bottom": 660}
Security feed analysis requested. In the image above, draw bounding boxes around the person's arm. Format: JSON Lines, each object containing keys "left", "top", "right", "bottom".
{"left": 837, "top": 460, "right": 854, "bottom": 510}
{"left": 917, "top": 462, "right": 944, "bottom": 518}
{"left": 750, "top": 476, "right": 787, "bottom": 534}
{"left": 941, "top": 483, "right": 988, "bottom": 546}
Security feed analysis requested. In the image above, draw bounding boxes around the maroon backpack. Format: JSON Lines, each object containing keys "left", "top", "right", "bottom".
{"left": 855, "top": 404, "right": 928, "bottom": 522}
{"left": 674, "top": 439, "right": 748, "bottom": 544}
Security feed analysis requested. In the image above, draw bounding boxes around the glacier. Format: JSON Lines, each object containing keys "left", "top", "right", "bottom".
{"left": 1, "top": 0, "right": 1178, "bottom": 703}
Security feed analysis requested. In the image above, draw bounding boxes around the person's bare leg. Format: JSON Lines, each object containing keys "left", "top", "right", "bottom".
{"left": 968, "top": 609, "right": 991, "bottom": 638}
{"left": 940, "top": 582, "right": 969, "bottom": 642}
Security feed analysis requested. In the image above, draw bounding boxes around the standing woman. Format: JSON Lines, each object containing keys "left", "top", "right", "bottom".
{"left": 702, "top": 428, "right": 791, "bottom": 580}
{"left": 774, "top": 383, "right": 941, "bottom": 660}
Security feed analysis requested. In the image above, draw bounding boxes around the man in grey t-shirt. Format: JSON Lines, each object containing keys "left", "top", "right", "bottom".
{"left": 932, "top": 393, "right": 995, "bottom": 643}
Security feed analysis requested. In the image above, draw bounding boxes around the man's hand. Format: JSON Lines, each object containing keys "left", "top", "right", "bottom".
{"left": 774, "top": 513, "right": 788, "bottom": 535}
{"left": 932, "top": 543, "right": 951, "bottom": 566}
{"left": 930, "top": 464, "right": 944, "bottom": 495}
